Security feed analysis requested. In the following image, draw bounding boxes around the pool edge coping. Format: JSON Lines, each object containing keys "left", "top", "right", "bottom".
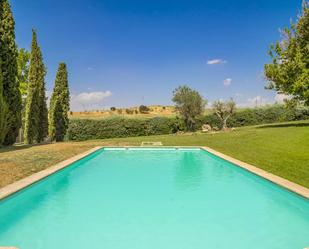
{"left": 0, "top": 145, "right": 308, "bottom": 201}
{"left": 201, "top": 146, "right": 309, "bottom": 199}
{"left": 0, "top": 146, "right": 103, "bottom": 201}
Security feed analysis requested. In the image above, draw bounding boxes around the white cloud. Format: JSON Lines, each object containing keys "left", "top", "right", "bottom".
{"left": 247, "top": 96, "right": 269, "bottom": 107}
{"left": 223, "top": 78, "right": 232, "bottom": 86}
{"left": 236, "top": 93, "right": 292, "bottom": 108}
{"left": 46, "top": 90, "right": 52, "bottom": 98}
{"left": 46, "top": 90, "right": 52, "bottom": 107}
{"left": 70, "top": 91, "right": 112, "bottom": 111}
{"left": 73, "top": 91, "right": 112, "bottom": 105}
{"left": 207, "top": 59, "right": 227, "bottom": 65}
{"left": 274, "top": 93, "right": 290, "bottom": 103}
{"left": 236, "top": 95, "right": 270, "bottom": 107}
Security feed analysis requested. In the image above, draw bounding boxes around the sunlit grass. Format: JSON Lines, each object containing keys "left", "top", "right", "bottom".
{"left": 0, "top": 120, "right": 308, "bottom": 188}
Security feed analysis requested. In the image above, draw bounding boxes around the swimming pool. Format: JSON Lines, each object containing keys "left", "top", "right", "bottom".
{"left": 0, "top": 148, "right": 308, "bottom": 249}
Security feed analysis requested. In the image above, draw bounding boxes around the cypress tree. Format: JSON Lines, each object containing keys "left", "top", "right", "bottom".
{"left": 50, "top": 98, "right": 66, "bottom": 141}
{"left": 24, "top": 30, "right": 47, "bottom": 144}
{"left": 37, "top": 65, "right": 48, "bottom": 143}
{"left": 0, "top": 0, "right": 22, "bottom": 145}
{"left": 49, "top": 63, "right": 70, "bottom": 141}
{"left": 0, "top": 62, "right": 8, "bottom": 145}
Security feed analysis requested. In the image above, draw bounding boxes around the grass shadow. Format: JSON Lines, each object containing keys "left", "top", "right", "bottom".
{"left": 257, "top": 122, "right": 309, "bottom": 129}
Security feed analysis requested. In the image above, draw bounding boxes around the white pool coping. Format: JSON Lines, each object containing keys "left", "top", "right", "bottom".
{"left": 0, "top": 146, "right": 308, "bottom": 202}
{"left": 0, "top": 145, "right": 308, "bottom": 249}
{"left": 0, "top": 146, "right": 103, "bottom": 201}
{"left": 201, "top": 146, "right": 309, "bottom": 199}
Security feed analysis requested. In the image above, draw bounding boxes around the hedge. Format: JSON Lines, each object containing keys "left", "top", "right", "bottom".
{"left": 67, "top": 105, "right": 309, "bottom": 141}
{"left": 67, "top": 117, "right": 183, "bottom": 141}
{"left": 200, "top": 105, "right": 309, "bottom": 129}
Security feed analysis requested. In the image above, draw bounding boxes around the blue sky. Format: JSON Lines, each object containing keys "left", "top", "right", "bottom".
{"left": 12, "top": 0, "right": 301, "bottom": 110}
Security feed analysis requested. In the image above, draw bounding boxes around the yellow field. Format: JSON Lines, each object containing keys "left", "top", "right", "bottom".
{"left": 69, "top": 105, "right": 215, "bottom": 119}
{"left": 69, "top": 105, "right": 177, "bottom": 119}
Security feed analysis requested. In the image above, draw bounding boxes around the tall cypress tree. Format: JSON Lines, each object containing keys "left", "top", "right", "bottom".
{"left": 37, "top": 63, "right": 48, "bottom": 143}
{"left": 0, "top": 0, "right": 22, "bottom": 145}
{"left": 50, "top": 98, "right": 66, "bottom": 141}
{"left": 24, "top": 30, "right": 47, "bottom": 144}
{"left": 0, "top": 61, "right": 9, "bottom": 145}
{"left": 49, "top": 63, "right": 70, "bottom": 141}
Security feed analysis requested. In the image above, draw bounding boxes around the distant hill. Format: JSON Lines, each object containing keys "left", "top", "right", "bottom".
{"left": 69, "top": 105, "right": 177, "bottom": 119}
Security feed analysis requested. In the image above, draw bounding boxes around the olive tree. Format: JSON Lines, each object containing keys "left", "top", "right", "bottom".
{"left": 172, "top": 85, "right": 206, "bottom": 131}
{"left": 212, "top": 99, "right": 236, "bottom": 130}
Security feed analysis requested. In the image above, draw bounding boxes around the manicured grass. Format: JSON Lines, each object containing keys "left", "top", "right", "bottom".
{"left": 0, "top": 120, "right": 308, "bottom": 188}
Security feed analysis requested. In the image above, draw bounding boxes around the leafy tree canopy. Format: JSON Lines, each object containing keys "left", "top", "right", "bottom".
{"left": 212, "top": 98, "right": 236, "bottom": 130}
{"left": 17, "top": 48, "right": 30, "bottom": 97}
{"left": 0, "top": 0, "right": 22, "bottom": 145}
{"left": 172, "top": 85, "right": 206, "bottom": 131}
{"left": 24, "top": 30, "right": 47, "bottom": 144}
{"left": 0, "top": 61, "right": 8, "bottom": 145}
{"left": 49, "top": 62, "right": 70, "bottom": 141}
{"left": 139, "top": 105, "right": 150, "bottom": 114}
{"left": 264, "top": 1, "right": 309, "bottom": 105}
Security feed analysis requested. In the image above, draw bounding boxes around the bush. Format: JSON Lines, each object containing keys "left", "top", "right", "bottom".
{"left": 200, "top": 105, "right": 309, "bottom": 128}
{"left": 125, "top": 109, "right": 134, "bottom": 114}
{"left": 67, "top": 105, "right": 309, "bottom": 141}
{"left": 139, "top": 105, "right": 150, "bottom": 114}
{"left": 67, "top": 117, "right": 181, "bottom": 141}
{"left": 110, "top": 107, "right": 116, "bottom": 111}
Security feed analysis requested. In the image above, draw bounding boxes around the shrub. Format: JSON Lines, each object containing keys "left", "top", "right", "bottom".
{"left": 110, "top": 107, "right": 116, "bottom": 111}
{"left": 200, "top": 105, "right": 309, "bottom": 128}
{"left": 146, "top": 117, "right": 176, "bottom": 135}
{"left": 172, "top": 85, "right": 206, "bottom": 131}
{"left": 139, "top": 105, "right": 150, "bottom": 114}
{"left": 67, "top": 117, "right": 181, "bottom": 141}
{"left": 67, "top": 105, "right": 309, "bottom": 141}
{"left": 125, "top": 109, "right": 134, "bottom": 114}
{"left": 212, "top": 99, "right": 236, "bottom": 130}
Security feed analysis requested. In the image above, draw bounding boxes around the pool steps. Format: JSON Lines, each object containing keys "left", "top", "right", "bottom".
{"left": 104, "top": 147, "right": 201, "bottom": 151}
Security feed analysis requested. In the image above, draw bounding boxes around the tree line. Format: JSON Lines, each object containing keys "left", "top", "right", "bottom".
{"left": 0, "top": 0, "right": 70, "bottom": 147}
{"left": 1, "top": 0, "right": 308, "bottom": 145}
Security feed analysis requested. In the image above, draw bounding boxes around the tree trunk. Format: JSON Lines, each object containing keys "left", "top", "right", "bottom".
{"left": 222, "top": 116, "right": 229, "bottom": 130}
{"left": 222, "top": 119, "right": 227, "bottom": 130}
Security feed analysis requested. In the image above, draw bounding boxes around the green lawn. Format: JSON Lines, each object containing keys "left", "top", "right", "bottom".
{"left": 0, "top": 120, "right": 308, "bottom": 188}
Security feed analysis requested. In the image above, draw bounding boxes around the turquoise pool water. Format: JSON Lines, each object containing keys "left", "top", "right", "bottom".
{"left": 0, "top": 148, "right": 308, "bottom": 249}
